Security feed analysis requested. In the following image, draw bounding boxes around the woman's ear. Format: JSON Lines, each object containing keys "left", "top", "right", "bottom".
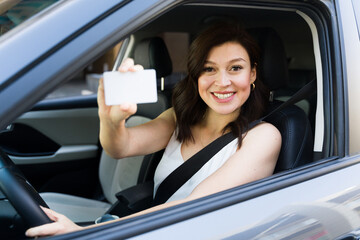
{"left": 250, "top": 66, "right": 257, "bottom": 83}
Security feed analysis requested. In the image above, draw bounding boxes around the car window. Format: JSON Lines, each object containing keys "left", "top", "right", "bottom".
{"left": 0, "top": 0, "right": 60, "bottom": 37}
{"left": 45, "top": 42, "right": 122, "bottom": 99}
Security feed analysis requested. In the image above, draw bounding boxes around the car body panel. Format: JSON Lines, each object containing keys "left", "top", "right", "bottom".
{"left": 337, "top": 0, "right": 360, "bottom": 155}
{"left": 130, "top": 158, "right": 360, "bottom": 240}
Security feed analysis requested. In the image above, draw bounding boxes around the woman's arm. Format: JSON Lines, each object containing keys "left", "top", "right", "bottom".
{"left": 97, "top": 58, "right": 176, "bottom": 159}
{"left": 186, "top": 122, "right": 281, "bottom": 199}
{"left": 118, "top": 122, "right": 281, "bottom": 217}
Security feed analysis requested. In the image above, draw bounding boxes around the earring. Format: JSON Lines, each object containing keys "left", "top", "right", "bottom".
{"left": 251, "top": 83, "right": 256, "bottom": 91}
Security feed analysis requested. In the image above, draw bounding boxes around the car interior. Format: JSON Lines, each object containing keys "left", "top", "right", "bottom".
{"left": 0, "top": 1, "right": 330, "bottom": 237}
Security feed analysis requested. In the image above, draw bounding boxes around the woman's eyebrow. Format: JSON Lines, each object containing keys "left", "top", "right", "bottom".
{"left": 204, "top": 58, "right": 247, "bottom": 65}
{"left": 228, "top": 57, "right": 246, "bottom": 63}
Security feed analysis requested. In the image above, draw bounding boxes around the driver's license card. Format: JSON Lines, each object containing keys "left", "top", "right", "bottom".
{"left": 103, "top": 69, "right": 158, "bottom": 105}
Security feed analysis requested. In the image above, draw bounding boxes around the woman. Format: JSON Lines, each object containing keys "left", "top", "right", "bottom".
{"left": 26, "top": 22, "right": 281, "bottom": 237}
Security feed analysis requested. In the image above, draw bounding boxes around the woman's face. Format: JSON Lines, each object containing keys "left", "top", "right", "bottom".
{"left": 198, "top": 41, "right": 256, "bottom": 116}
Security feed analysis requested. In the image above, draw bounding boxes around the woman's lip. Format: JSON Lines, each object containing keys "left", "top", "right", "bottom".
{"left": 212, "top": 91, "right": 235, "bottom": 94}
{"left": 211, "top": 92, "right": 236, "bottom": 102}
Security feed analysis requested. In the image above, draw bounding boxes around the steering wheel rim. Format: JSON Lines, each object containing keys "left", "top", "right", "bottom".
{"left": 0, "top": 149, "right": 52, "bottom": 228}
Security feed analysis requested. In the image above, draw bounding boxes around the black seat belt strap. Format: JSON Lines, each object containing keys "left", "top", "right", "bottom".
{"left": 263, "top": 79, "right": 316, "bottom": 120}
{"left": 152, "top": 120, "right": 260, "bottom": 206}
{"left": 152, "top": 132, "right": 237, "bottom": 206}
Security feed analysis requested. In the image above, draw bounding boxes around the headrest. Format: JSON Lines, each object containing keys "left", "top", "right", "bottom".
{"left": 248, "top": 28, "right": 289, "bottom": 91}
{"left": 134, "top": 37, "right": 173, "bottom": 78}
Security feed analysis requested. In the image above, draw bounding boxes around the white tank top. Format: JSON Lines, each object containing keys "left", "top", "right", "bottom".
{"left": 153, "top": 132, "right": 238, "bottom": 203}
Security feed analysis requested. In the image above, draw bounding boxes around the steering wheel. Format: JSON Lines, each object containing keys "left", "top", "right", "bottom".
{"left": 0, "top": 149, "right": 52, "bottom": 228}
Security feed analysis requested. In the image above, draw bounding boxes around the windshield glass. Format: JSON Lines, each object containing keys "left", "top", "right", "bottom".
{"left": 0, "top": 0, "right": 59, "bottom": 37}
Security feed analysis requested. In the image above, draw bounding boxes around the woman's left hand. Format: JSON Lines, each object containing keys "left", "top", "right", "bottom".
{"left": 25, "top": 206, "right": 82, "bottom": 237}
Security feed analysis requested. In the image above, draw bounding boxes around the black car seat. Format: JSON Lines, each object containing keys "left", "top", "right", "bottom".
{"left": 248, "top": 27, "right": 314, "bottom": 172}
{"left": 40, "top": 37, "right": 172, "bottom": 222}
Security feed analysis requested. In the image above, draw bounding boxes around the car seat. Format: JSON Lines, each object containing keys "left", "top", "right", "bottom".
{"left": 40, "top": 37, "right": 173, "bottom": 223}
{"left": 248, "top": 27, "right": 314, "bottom": 172}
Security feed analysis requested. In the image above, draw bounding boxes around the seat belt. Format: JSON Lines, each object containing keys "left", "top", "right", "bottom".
{"left": 153, "top": 79, "right": 316, "bottom": 206}
{"left": 152, "top": 124, "right": 256, "bottom": 206}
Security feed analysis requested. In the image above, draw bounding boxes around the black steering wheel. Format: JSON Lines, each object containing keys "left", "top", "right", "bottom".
{"left": 0, "top": 149, "right": 52, "bottom": 228}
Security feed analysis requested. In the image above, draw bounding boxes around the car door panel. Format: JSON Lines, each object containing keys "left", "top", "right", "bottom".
{"left": 0, "top": 96, "right": 101, "bottom": 197}
{"left": 13, "top": 107, "right": 99, "bottom": 161}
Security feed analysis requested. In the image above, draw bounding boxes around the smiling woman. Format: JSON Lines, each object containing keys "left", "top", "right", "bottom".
{"left": 173, "top": 22, "right": 269, "bottom": 146}
{"left": 25, "top": 21, "right": 281, "bottom": 237}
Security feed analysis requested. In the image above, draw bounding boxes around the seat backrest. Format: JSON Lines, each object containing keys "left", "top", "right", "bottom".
{"left": 99, "top": 37, "right": 172, "bottom": 204}
{"left": 135, "top": 36, "right": 176, "bottom": 103}
{"left": 249, "top": 27, "right": 314, "bottom": 173}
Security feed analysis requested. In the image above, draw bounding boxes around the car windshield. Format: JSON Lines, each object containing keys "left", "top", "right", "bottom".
{"left": 0, "top": 0, "right": 59, "bottom": 37}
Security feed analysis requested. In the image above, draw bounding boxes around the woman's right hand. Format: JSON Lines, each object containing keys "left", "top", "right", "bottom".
{"left": 25, "top": 207, "right": 82, "bottom": 237}
{"left": 98, "top": 58, "right": 147, "bottom": 158}
{"left": 97, "top": 58, "right": 144, "bottom": 127}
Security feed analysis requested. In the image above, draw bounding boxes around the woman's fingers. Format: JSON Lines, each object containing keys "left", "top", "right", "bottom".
{"left": 118, "top": 58, "right": 135, "bottom": 72}
{"left": 26, "top": 222, "right": 63, "bottom": 237}
{"left": 118, "top": 58, "right": 144, "bottom": 72}
{"left": 40, "top": 206, "right": 60, "bottom": 222}
{"left": 97, "top": 78, "right": 106, "bottom": 108}
{"left": 131, "top": 64, "right": 144, "bottom": 71}
{"left": 98, "top": 58, "right": 141, "bottom": 123}
{"left": 25, "top": 207, "right": 82, "bottom": 237}
{"left": 119, "top": 103, "right": 137, "bottom": 113}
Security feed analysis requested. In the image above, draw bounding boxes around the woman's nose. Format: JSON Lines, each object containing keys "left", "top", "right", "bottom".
{"left": 215, "top": 72, "right": 231, "bottom": 86}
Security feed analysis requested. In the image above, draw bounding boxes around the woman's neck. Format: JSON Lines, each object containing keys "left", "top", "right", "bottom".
{"left": 201, "top": 108, "right": 239, "bottom": 134}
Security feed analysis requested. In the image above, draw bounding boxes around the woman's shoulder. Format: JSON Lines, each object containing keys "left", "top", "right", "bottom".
{"left": 157, "top": 107, "right": 176, "bottom": 123}
{"left": 245, "top": 121, "right": 281, "bottom": 144}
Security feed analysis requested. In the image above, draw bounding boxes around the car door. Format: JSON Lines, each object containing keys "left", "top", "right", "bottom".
{"left": 0, "top": 93, "right": 101, "bottom": 197}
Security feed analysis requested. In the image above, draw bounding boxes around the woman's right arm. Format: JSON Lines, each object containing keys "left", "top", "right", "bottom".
{"left": 97, "top": 58, "right": 176, "bottom": 159}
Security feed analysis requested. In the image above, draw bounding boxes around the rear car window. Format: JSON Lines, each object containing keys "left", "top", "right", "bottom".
{"left": 0, "top": 0, "right": 59, "bottom": 37}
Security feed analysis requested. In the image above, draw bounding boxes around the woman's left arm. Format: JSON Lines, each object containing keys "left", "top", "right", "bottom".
{"left": 186, "top": 122, "right": 281, "bottom": 201}
{"left": 113, "top": 122, "right": 281, "bottom": 217}
{"left": 120, "top": 123, "right": 281, "bottom": 216}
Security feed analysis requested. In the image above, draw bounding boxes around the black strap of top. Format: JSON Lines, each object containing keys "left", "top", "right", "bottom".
{"left": 152, "top": 79, "right": 316, "bottom": 206}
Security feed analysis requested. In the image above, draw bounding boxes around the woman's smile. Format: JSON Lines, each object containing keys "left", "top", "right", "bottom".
{"left": 212, "top": 91, "right": 236, "bottom": 102}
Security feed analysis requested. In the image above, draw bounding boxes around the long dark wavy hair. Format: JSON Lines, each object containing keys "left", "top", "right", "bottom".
{"left": 172, "top": 22, "right": 269, "bottom": 146}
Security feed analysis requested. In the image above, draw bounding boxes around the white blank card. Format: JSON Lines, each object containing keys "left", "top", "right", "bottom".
{"left": 103, "top": 70, "right": 158, "bottom": 105}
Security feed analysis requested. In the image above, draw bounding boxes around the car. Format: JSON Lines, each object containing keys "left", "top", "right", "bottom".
{"left": 0, "top": 0, "right": 360, "bottom": 239}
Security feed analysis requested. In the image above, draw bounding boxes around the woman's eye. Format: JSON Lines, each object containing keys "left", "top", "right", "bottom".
{"left": 230, "top": 65, "right": 243, "bottom": 71}
{"left": 203, "top": 67, "right": 214, "bottom": 72}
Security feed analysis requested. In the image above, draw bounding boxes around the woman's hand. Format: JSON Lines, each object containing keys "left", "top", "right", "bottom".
{"left": 25, "top": 207, "right": 82, "bottom": 237}
{"left": 97, "top": 58, "right": 144, "bottom": 127}
{"left": 98, "top": 58, "right": 146, "bottom": 158}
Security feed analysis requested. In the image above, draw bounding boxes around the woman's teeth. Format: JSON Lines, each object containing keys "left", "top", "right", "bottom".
{"left": 213, "top": 92, "right": 234, "bottom": 99}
